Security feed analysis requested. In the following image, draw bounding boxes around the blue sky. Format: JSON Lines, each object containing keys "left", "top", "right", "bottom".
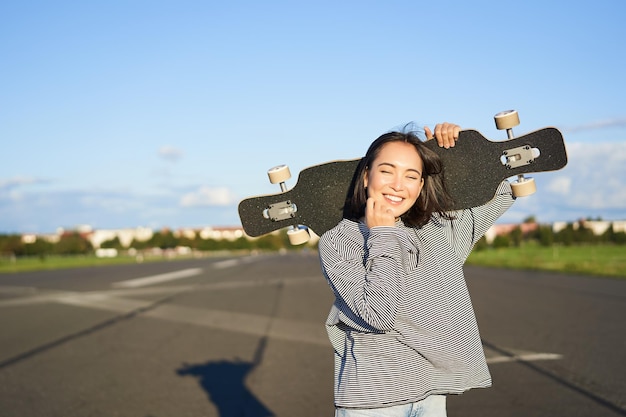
{"left": 1, "top": 0, "right": 625, "bottom": 234}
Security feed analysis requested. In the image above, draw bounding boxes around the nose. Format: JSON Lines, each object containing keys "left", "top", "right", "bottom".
{"left": 390, "top": 174, "right": 404, "bottom": 191}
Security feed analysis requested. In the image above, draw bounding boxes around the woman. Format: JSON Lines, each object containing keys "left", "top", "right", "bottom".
{"left": 318, "top": 123, "right": 515, "bottom": 416}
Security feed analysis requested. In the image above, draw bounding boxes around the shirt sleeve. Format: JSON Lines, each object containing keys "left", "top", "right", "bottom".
{"left": 319, "top": 223, "right": 416, "bottom": 332}
{"left": 449, "top": 180, "right": 516, "bottom": 261}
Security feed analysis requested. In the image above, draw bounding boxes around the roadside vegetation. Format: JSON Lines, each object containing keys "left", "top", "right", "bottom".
{"left": 1, "top": 221, "right": 625, "bottom": 278}
{"left": 467, "top": 221, "right": 626, "bottom": 278}
{"left": 467, "top": 243, "right": 625, "bottom": 278}
{"left": 0, "top": 229, "right": 297, "bottom": 273}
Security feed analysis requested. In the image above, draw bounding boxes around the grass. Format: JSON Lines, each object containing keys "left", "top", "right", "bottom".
{"left": 1, "top": 245, "right": 625, "bottom": 279}
{"left": 467, "top": 243, "right": 626, "bottom": 279}
{"left": 0, "top": 254, "right": 186, "bottom": 274}
{"left": 0, "top": 250, "right": 249, "bottom": 274}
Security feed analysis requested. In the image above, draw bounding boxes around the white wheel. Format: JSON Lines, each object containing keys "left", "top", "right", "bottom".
{"left": 287, "top": 228, "right": 310, "bottom": 245}
{"left": 511, "top": 177, "right": 536, "bottom": 197}
{"left": 494, "top": 110, "right": 520, "bottom": 130}
{"left": 267, "top": 165, "right": 291, "bottom": 184}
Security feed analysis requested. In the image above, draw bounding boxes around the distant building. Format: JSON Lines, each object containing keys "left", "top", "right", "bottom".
{"left": 614, "top": 221, "right": 626, "bottom": 233}
{"left": 485, "top": 219, "right": 626, "bottom": 244}
{"left": 484, "top": 222, "right": 539, "bottom": 244}
{"left": 553, "top": 219, "right": 626, "bottom": 235}
{"left": 17, "top": 219, "right": 626, "bottom": 251}
{"left": 88, "top": 227, "right": 154, "bottom": 249}
{"left": 21, "top": 232, "right": 60, "bottom": 244}
{"left": 196, "top": 226, "right": 245, "bottom": 241}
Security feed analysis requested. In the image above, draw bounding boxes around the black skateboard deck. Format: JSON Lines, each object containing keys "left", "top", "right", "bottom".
{"left": 238, "top": 127, "right": 567, "bottom": 239}
{"left": 424, "top": 127, "right": 567, "bottom": 210}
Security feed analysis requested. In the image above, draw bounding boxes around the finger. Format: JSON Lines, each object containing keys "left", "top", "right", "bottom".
{"left": 436, "top": 123, "right": 460, "bottom": 148}
{"left": 453, "top": 125, "right": 460, "bottom": 141}
{"left": 424, "top": 126, "right": 433, "bottom": 140}
{"left": 446, "top": 124, "right": 461, "bottom": 147}
{"left": 443, "top": 123, "right": 454, "bottom": 148}
{"left": 434, "top": 123, "right": 448, "bottom": 148}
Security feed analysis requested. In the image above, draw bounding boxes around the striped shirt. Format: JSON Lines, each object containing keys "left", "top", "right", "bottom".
{"left": 318, "top": 181, "right": 515, "bottom": 408}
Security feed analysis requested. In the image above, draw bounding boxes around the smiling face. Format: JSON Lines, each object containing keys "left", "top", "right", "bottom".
{"left": 364, "top": 141, "right": 425, "bottom": 219}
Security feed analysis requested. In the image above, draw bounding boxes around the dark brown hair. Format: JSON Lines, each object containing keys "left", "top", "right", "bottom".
{"left": 345, "top": 131, "right": 455, "bottom": 227}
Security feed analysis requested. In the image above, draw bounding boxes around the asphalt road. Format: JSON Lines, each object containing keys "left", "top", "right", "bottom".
{"left": 0, "top": 252, "right": 624, "bottom": 417}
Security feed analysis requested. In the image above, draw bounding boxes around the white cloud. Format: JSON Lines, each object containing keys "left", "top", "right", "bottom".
{"left": 2, "top": 140, "right": 625, "bottom": 233}
{"left": 545, "top": 176, "right": 571, "bottom": 195}
{"left": 0, "top": 179, "right": 242, "bottom": 233}
{"left": 0, "top": 176, "right": 47, "bottom": 190}
{"left": 180, "top": 186, "right": 238, "bottom": 207}
{"left": 501, "top": 140, "right": 626, "bottom": 223}
{"left": 0, "top": 177, "right": 51, "bottom": 203}
{"left": 563, "top": 117, "right": 626, "bottom": 133}
{"left": 563, "top": 142, "right": 626, "bottom": 209}
{"left": 158, "top": 146, "right": 184, "bottom": 162}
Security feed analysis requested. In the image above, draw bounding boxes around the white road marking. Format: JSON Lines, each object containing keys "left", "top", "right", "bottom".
{"left": 213, "top": 255, "right": 262, "bottom": 269}
{"left": 0, "top": 285, "right": 39, "bottom": 295}
{"left": 52, "top": 288, "right": 565, "bottom": 357}
{"left": 112, "top": 268, "right": 203, "bottom": 288}
{"left": 0, "top": 264, "right": 564, "bottom": 364}
{"left": 487, "top": 352, "right": 563, "bottom": 364}
{"left": 0, "top": 277, "right": 321, "bottom": 308}
{"left": 54, "top": 294, "right": 329, "bottom": 346}
{"left": 213, "top": 259, "right": 241, "bottom": 269}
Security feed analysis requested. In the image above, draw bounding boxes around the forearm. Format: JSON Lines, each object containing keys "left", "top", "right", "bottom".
{"left": 319, "top": 227, "right": 409, "bottom": 331}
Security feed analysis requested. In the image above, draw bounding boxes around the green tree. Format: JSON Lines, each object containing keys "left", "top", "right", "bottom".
{"left": 604, "top": 226, "right": 626, "bottom": 245}
{"left": 555, "top": 224, "right": 575, "bottom": 246}
{"left": 254, "top": 233, "right": 285, "bottom": 250}
{"left": 178, "top": 235, "right": 197, "bottom": 250}
{"left": 473, "top": 236, "right": 488, "bottom": 251}
{"left": 196, "top": 238, "right": 220, "bottom": 251}
{"left": 573, "top": 224, "right": 597, "bottom": 244}
{"left": 23, "top": 238, "right": 54, "bottom": 257}
{"left": 229, "top": 236, "right": 253, "bottom": 250}
{"left": 492, "top": 234, "right": 511, "bottom": 248}
{"left": 100, "top": 236, "right": 124, "bottom": 250}
{"left": 537, "top": 225, "right": 554, "bottom": 247}
{"left": 510, "top": 226, "right": 523, "bottom": 247}
{"left": 129, "top": 237, "right": 150, "bottom": 250}
{"left": 55, "top": 232, "right": 93, "bottom": 255}
{"left": 0, "top": 235, "right": 24, "bottom": 256}
{"left": 148, "top": 230, "right": 179, "bottom": 249}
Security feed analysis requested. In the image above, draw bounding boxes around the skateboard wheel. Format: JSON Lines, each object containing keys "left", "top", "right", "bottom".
{"left": 494, "top": 110, "right": 520, "bottom": 130}
{"left": 511, "top": 177, "right": 536, "bottom": 197}
{"left": 267, "top": 165, "right": 291, "bottom": 184}
{"left": 287, "top": 227, "right": 310, "bottom": 245}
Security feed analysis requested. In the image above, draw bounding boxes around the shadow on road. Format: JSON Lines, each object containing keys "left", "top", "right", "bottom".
{"left": 177, "top": 337, "right": 275, "bottom": 417}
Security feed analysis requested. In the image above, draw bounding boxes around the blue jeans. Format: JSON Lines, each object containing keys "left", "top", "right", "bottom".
{"left": 334, "top": 395, "right": 446, "bottom": 417}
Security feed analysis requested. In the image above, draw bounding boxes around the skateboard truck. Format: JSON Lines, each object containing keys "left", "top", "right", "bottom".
{"left": 502, "top": 145, "right": 535, "bottom": 169}
{"left": 494, "top": 110, "right": 537, "bottom": 197}
{"left": 265, "top": 165, "right": 311, "bottom": 245}
{"left": 263, "top": 200, "right": 297, "bottom": 221}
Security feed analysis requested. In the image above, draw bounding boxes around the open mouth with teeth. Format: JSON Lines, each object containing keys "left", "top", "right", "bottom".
{"left": 384, "top": 194, "right": 404, "bottom": 203}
